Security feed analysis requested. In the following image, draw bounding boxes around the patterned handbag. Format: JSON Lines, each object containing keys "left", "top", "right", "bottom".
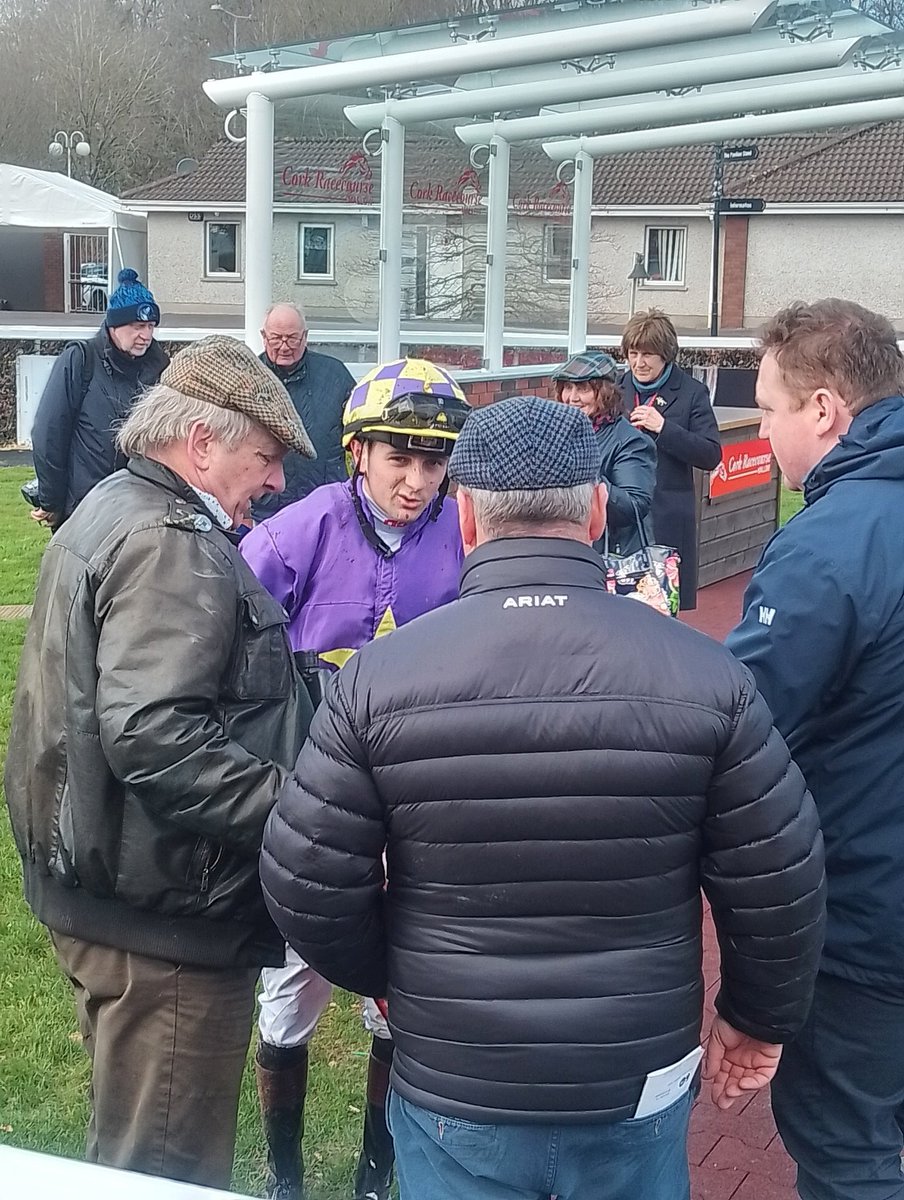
{"left": 598, "top": 505, "right": 681, "bottom": 617}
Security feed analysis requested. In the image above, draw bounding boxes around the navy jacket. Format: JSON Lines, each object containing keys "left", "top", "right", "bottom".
{"left": 727, "top": 395, "right": 904, "bottom": 987}
{"left": 620, "top": 365, "right": 721, "bottom": 608}
{"left": 31, "top": 329, "right": 168, "bottom": 519}
{"left": 254, "top": 348, "right": 354, "bottom": 519}
{"left": 594, "top": 415, "right": 655, "bottom": 555}
{"left": 263, "top": 538, "right": 825, "bottom": 1124}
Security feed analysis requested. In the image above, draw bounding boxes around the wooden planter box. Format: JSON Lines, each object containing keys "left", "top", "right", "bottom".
{"left": 695, "top": 406, "right": 780, "bottom": 590}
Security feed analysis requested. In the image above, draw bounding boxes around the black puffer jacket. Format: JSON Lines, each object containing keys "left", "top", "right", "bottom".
{"left": 5, "top": 458, "right": 311, "bottom": 969}
{"left": 261, "top": 538, "right": 825, "bottom": 1124}
{"left": 31, "top": 328, "right": 169, "bottom": 519}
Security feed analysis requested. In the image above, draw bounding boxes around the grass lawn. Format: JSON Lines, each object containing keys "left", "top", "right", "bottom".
{"left": 780, "top": 485, "right": 805, "bottom": 526}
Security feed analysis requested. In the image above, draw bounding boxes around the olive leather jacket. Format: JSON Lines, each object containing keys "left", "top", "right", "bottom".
{"left": 4, "top": 457, "right": 312, "bottom": 969}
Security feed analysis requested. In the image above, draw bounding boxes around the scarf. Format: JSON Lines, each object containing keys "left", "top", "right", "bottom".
{"left": 630, "top": 361, "right": 673, "bottom": 396}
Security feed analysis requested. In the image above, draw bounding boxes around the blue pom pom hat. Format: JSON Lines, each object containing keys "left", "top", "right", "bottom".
{"left": 106, "top": 268, "right": 160, "bottom": 328}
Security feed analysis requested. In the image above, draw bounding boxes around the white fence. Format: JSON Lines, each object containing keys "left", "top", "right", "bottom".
{"left": 15, "top": 353, "right": 55, "bottom": 447}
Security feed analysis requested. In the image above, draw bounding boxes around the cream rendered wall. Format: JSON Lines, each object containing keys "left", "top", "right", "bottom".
{"left": 146, "top": 211, "right": 244, "bottom": 313}
{"left": 145, "top": 209, "right": 715, "bottom": 328}
{"left": 145, "top": 210, "right": 382, "bottom": 318}
{"left": 744, "top": 215, "right": 904, "bottom": 327}
{"left": 272, "top": 212, "right": 380, "bottom": 322}
{"left": 589, "top": 216, "right": 712, "bottom": 328}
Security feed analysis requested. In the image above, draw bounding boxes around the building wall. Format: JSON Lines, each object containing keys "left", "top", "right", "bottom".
{"left": 273, "top": 212, "right": 380, "bottom": 321}
{"left": 143, "top": 208, "right": 718, "bottom": 329}
{"left": 147, "top": 211, "right": 246, "bottom": 312}
{"left": 591, "top": 216, "right": 712, "bottom": 328}
{"left": 745, "top": 214, "right": 904, "bottom": 327}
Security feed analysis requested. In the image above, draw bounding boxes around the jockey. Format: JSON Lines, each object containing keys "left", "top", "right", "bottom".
{"left": 240, "top": 357, "right": 470, "bottom": 1200}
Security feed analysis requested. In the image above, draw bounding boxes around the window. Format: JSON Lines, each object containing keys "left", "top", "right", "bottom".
{"left": 205, "top": 221, "right": 240, "bottom": 277}
{"left": 298, "top": 224, "right": 334, "bottom": 280}
{"left": 543, "top": 224, "right": 571, "bottom": 282}
{"left": 644, "top": 226, "right": 686, "bottom": 286}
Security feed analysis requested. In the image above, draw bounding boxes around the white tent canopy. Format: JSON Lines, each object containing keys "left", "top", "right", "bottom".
{"left": 0, "top": 163, "right": 148, "bottom": 308}
{"left": 0, "top": 164, "right": 145, "bottom": 231}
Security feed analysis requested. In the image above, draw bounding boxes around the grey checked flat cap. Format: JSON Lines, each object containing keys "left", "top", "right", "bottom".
{"left": 162, "top": 335, "right": 316, "bottom": 458}
{"left": 448, "top": 394, "right": 600, "bottom": 491}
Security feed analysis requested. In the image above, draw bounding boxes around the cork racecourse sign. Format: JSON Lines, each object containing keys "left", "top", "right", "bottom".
{"left": 278, "top": 154, "right": 573, "bottom": 215}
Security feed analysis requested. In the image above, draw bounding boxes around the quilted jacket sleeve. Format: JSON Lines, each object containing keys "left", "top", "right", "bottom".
{"left": 260, "top": 662, "right": 388, "bottom": 997}
{"left": 701, "top": 673, "right": 826, "bottom": 1043}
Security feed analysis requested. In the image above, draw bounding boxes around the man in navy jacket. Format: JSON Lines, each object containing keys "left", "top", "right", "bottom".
{"left": 728, "top": 298, "right": 904, "bottom": 1200}
{"left": 253, "top": 302, "right": 354, "bottom": 519}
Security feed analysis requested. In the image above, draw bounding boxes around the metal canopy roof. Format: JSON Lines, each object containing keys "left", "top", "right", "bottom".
{"left": 212, "top": 0, "right": 755, "bottom": 77}
{"left": 202, "top": 0, "right": 899, "bottom": 368}
{"left": 203, "top": 0, "right": 778, "bottom": 107}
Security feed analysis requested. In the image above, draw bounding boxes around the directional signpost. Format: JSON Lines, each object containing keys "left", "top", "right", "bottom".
{"left": 721, "top": 144, "right": 759, "bottom": 163}
{"left": 719, "top": 197, "right": 766, "bottom": 214}
{"left": 710, "top": 143, "right": 763, "bottom": 335}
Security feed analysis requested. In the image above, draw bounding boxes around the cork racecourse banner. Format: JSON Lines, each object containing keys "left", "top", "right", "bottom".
{"left": 710, "top": 437, "right": 773, "bottom": 498}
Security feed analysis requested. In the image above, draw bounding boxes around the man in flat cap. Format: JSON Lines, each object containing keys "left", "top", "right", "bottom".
{"left": 261, "top": 395, "right": 826, "bottom": 1200}
{"left": 5, "top": 335, "right": 316, "bottom": 1190}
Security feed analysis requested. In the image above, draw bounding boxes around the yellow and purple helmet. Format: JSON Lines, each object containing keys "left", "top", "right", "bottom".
{"left": 342, "top": 358, "right": 470, "bottom": 456}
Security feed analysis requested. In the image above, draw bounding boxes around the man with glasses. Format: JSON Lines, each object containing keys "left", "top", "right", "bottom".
{"left": 256, "top": 302, "right": 355, "bottom": 518}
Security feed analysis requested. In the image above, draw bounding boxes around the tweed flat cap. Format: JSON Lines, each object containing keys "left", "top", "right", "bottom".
{"left": 552, "top": 351, "right": 619, "bottom": 383}
{"left": 448, "top": 395, "right": 600, "bottom": 491}
{"left": 162, "top": 335, "right": 316, "bottom": 458}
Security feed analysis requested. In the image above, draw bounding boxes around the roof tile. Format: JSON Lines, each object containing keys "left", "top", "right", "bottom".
{"left": 122, "top": 121, "right": 904, "bottom": 208}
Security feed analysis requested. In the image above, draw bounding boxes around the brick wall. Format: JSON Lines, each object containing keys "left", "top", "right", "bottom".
{"left": 720, "top": 217, "right": 749, "bottom": 332}
{"left": 42, "top": 234, "right": 65, "bottom": 312}
{"left": 461, "top": 375, "right": 559, "bottom": 409}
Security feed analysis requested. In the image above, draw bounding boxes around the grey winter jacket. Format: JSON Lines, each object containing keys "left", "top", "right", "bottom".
{"left": 5, "top": 457, "right": 311, "bottom": 969}
{"left": 261, "top": 537, "right": 826, "bottom": 1124}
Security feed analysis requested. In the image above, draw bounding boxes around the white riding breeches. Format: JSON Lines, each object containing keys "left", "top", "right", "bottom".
{"left": 258, "top": 944, "right": 393, "bottom": 1046}
{"left": 258, "top": 944, "right": 333, "bottom": 1048}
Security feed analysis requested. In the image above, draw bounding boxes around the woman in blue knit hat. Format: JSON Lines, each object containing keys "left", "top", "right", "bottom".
{"left": 29, "top": 268, "right": 169, "bottom": 529}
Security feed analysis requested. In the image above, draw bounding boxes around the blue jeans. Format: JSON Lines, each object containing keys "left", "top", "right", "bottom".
{"left": 387, "top": 1088, "right": 693, "bottom": 1200}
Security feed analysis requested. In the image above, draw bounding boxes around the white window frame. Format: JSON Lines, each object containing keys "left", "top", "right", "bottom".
{"left": 298, "top": 222, "right": 335, "bottom": 281}
{"left": 543, "top": 223, "right": 571, "bottom": 283}
{"left": 643, "top": 225, "right": 687, "bottom": 288}
{"left": 204, "top": 220, "right": 242, "bottom": 279}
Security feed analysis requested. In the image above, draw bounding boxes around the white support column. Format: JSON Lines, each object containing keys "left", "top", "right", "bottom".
{"left": 243, "top": 91, "right": 274, "bottom": 352}
{"left": 378, "top": 116, "right": 405, "bottom": 362}
{"left": 567, "top": 150, "right": 593, "bottom": 356}
{"left": 483, "top": 136, "right": 511, "bottom": 373}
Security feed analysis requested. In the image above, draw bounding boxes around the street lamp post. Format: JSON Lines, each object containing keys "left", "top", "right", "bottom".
{"left": 627, "top": 252, "right": 649, "bottom": 317}
{"left": 210, "top": 3, "right": 254, "bottom": 63}
{"left": 48, "top": 130, "right": 91, "bottom": 178}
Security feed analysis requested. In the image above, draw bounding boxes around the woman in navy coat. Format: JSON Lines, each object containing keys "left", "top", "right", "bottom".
{"left": 619, "top": 309, "right": 721, "bottom": 609}
{"left": 554, "top": 351, "right": 656, "bottom": 555}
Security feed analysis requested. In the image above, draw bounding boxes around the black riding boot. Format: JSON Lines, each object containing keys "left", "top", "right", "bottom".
{"left": 256, "top": 1040, "right": 309, "bottom": 1200}
{"left": 352, "top": 1036, "right": 395, "bottom": 1200}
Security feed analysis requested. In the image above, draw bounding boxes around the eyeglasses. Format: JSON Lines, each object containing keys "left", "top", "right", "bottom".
{"left": 263, "top": 333, "right": 304, "bottom": 348}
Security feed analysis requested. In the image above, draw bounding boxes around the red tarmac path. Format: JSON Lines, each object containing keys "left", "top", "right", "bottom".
{"left": 683, "top": 570, "right": 798, "bottom": 1200}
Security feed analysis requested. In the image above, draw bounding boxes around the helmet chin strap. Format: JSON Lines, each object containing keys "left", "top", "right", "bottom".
{"left": 349, "top": 464, "right": 395, "bottom": 559}
{"left": 348, "top": 463, "right": 447, "bottom": 558}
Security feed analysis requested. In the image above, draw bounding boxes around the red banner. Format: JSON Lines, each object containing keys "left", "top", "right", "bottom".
{"left": 710, "top": 436, "right": 773, "bottom": 498}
